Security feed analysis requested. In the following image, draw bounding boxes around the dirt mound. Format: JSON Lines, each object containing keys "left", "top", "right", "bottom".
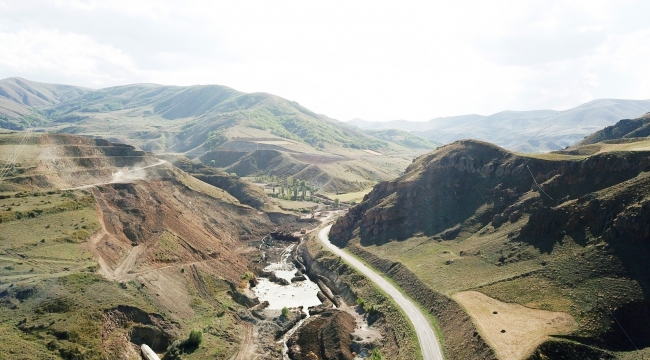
{"left": 287, "top": 309, "right": 356, "bottom": 360}
{"left": 102, "top": 305, "right": 179, "bottom": 357}
{"left": 89, "top": 168, "right": 272, "bottom": 281}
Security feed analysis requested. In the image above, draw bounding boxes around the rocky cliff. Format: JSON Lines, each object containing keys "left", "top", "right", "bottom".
{"left": 331, "top": 139, "right": 650, "bottom": 247}
{"left": 330, "top": 139, "right": 650, "bottom": 357}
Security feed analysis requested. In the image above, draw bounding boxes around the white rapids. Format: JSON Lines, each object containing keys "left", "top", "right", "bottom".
{"left": 253, "top": 244, "right": 322, "bottom": 311}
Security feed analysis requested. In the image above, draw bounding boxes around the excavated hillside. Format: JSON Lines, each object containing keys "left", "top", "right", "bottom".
{"left": 0, "top": 133, "right": 282, "bottom": 359}
{"left": 330, "top": 139, "right": 650, "bottom": 359}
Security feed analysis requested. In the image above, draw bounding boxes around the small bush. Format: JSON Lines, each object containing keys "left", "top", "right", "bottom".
{"left": 356, "top": 297, "right": 365, "bottom": 308}
{"left": 281, "top": 307, "right": 290, "bottom": 318}
{"left": 165, "top": 340, "right": 183, "bottom": 360}
{"left": 240, "top": 272, "right": 255, "bottom": 280}
{"left": 370, "top": 348, "right": 382, "bottom": 360}
{"left": 186, "top": 328, "right": 203, "bottom": 347}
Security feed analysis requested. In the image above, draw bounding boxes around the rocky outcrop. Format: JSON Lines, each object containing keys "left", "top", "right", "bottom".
{"left": 329, "top": 138, "right": 650, "bottom": 356}
{"left": 331, "top": 139, "right": 650, "bottom": 247}
{"left": 298, "top": 240, "right": 419, "bottom": 359}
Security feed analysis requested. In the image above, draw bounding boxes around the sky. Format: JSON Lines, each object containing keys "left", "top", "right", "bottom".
{"left": 1, "top": 0, "right": 649, "bottom": 122}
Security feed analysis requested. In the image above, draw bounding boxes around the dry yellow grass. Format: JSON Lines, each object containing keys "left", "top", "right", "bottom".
{"left": 597, "top": 139, "right": 650, "bottom": 153}
{"left": 452, "top": 291, "right": 576, "bottom": 360}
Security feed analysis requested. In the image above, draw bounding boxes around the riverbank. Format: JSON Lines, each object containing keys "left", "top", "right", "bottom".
{"left": 297, "top": 228, "right": 422, "bottom": 359}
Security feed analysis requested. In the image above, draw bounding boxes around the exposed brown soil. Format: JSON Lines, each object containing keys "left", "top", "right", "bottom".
{"left": 287, "top": 309, "right": 356, "bottom": 360}
{"left": 298, "top": 239, "right": 417, "bottom": 360}
{"left": 5, "top": 134, "right": 289, "bottom": 358}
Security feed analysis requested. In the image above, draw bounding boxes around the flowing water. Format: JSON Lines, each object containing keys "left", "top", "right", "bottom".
{"left": 253, "top": 244, "right": 323, "bottom": 359}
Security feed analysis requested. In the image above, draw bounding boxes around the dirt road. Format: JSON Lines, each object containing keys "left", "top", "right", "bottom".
{"left": 318, "top": 225, "right": 444, "bottom": 360}
{"left": 62, "top": 159, "right": 167, "bottom": 190}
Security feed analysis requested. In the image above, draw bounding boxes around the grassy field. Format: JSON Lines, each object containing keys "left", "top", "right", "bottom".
{"left": 275, "top": 198, "right": 319, "bottom": 210}
{"left": 319, "top": 188, "right": 374, "bottom": 203}
{"left": 351, "top": 210, "right": 645, "bottom": 358}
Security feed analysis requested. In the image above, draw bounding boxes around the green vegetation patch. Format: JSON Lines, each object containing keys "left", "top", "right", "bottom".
{"left": 154, "top": 231, "right": 184, "bottom": 263}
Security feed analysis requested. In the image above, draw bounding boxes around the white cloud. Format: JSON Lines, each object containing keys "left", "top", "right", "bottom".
{"left": 0, "top": 0, "right": 649, "bottom": 120}
{"left": 0, "top": 29, "right": 138, "bottom": 85}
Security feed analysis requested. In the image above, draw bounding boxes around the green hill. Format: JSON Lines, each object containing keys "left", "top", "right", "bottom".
{"left": 573, "top": 112, "right": 650, "bottom": 146}
{"left": 360, "top": 128, "right": 440, "bottom": 149}
{"left": 0, "top": 78, "right": 422, "bottom": 192}
{"left": 0, "top": 77, "right": 91, "bottom": 130}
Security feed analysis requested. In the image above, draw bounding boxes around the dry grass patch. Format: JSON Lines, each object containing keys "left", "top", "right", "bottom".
{"left": 319, "top": 188, "right": 373, "bottom": 203}
{"left": 453, "top": 291, "right": 576, "bottom": 360}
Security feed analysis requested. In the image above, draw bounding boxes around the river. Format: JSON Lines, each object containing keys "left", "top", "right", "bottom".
{"left": 252, "top": 243, "right": 323, "bottom": 359}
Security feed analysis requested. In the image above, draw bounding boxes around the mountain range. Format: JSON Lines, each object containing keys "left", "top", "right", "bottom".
{"left": 3, "top": 77, "right": 650, "bottom": 192}
{"left": 0, "top": 77, "right": 431, "bottom": 193}
{"left": 349, "top": 99, "right": 650, "bottom": 152}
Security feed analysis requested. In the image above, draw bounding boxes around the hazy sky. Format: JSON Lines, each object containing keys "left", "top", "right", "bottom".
{"left": 1, "top": 0, "right": 649, "bottom": 121}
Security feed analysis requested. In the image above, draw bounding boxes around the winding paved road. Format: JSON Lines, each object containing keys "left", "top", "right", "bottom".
{"left": 318, "top": 225, "right": 444, "bottom": 360}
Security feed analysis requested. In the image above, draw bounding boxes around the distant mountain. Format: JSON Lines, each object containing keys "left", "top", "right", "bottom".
{"left": 349, "top": 99, "right": 650, "bottom": 152}
{"left": 38, "top": 82, "right": 392, "bottom": 152}
{"left": 361, "top": 128, "right": 441, "bottom": 149}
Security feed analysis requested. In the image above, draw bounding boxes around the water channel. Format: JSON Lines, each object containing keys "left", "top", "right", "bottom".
{"left": 252, "top": 243, "right": 324, "bottom": 359}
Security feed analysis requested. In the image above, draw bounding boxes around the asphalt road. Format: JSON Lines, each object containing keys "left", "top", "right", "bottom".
{"left": 318, "top": 225, "right": 444, "bottom": 360}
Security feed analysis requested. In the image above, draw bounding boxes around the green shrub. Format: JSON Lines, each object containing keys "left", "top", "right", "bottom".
{"left": 186, "top": 328, "right": 203, "bottom": 347}
{"left": 281, "top": 307, "right": 290, "bottom": 318}
{"left": 240, "top": 272, "right": 255, "bottom": 280}
{"left": 356, "top": 297, "right": 365, "bottom": 308}
{"left": 370, "top": 348, "right": 382, "bottom": 360}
